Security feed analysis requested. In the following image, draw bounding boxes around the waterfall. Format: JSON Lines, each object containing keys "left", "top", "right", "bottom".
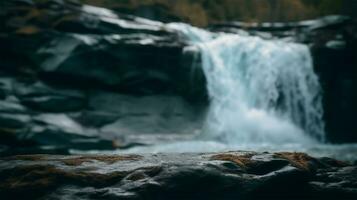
{"left": 168, "top": 23, "right": 325, "bottom": 145}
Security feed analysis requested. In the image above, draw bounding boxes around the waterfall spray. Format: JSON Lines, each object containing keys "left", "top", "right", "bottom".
{"left": 169, "top": 23, "right": 325, "bottom": 145}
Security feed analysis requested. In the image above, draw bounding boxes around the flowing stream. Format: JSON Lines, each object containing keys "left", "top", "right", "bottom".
{"left": 77, "top": 23, "right": 357, "bottom": 160}
{"left": 169, "top": 23, "right": 325, "bottom": 145}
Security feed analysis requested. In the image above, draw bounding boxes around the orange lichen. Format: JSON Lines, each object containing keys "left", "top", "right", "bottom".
{"left": 210, "top": 153, "right": 256, "bottom": 169}
{"left": 0, "top": 165, "right": 60, "bottom": 193}
{"left": 274, "top": 152, "right": 317, "bottom": 171}
{"left": 15, "top": 26, "right": 41, "bottom": 35}
{"left": 0, "top": 161, "right": 160, "bottom": 198}
{"left": 0, "top": 164, "right": 128, "bottom": 195}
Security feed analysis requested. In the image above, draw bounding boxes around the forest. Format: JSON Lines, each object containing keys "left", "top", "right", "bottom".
{"left": 79, "top": 0, "right": 357, "bottom": 26}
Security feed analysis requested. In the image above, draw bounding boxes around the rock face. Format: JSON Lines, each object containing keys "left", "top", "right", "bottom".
{"left": 0, "top": 152, "right": 356, "bottom": 200}
{"left": 0, "top": 0, "right": 207, "bottom": 155}
{"left": 210, "top": 16, "right": 357, "bottom": 143}
{"left": 0, "top": 0, "right": 206, "bottom": 99}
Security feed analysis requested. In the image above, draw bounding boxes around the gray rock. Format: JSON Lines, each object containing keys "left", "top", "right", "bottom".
{"left": 21, "top": 95, "right": 86, "bottom": 112}
{"left": 88, "top": 92, "right": 205, "bottom": 135}
{"left": 0, "top": 100, "right": 27, "bottom": 114}
{"left": 70, "top": 111, "right": 119, "bottom": 128}
{"left": 0, "top": 113, "right": 116, "bottom": 152}
{"left": 0, "top": 113, "right": 31, "bottom": 129}
{"left": 0, "top": 0, "right": 207, "bottom": 101}
{"left": 15, "top": 81, "right": 87, "bottom": 112}
{"left": 0, "top": 152, "right": 355, "bottom": 200}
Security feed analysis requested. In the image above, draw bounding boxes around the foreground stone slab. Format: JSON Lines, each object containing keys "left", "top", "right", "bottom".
{"left": 0, "top": 152, "right": 356, "bottom": 200}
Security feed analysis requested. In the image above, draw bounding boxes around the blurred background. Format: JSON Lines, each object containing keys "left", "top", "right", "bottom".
{"left": 77, "top": 0, "right": 357, "bottom": 25}
{"left": 0, "top": 0, "right": 356, "bottom": 161}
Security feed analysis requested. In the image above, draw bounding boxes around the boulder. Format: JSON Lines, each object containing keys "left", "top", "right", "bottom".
{"left": 27, "top": 114, "right": 116, "bottom": 150}
{"left": 0, "top": 152, "right": 356, "bottom": 200}
{"left": 0, "top": 113, "right": 31, "bottom": 129}
{"left": 15, "top": 81, "right": 87, "bottom": 112}
{"left": 0, "top": 112, "right": 117, "bottom": 155}
{"left": 0, "top": 0, "right": 208, "bottom": 153}
{"left": 0, "top": 100, "right": 27, "bottom": 114}
{"left": 88, "top": 92, "right": 205, "bottom": 136}
{"left": 0, "top": 0, "right": 207, "bottom": 102}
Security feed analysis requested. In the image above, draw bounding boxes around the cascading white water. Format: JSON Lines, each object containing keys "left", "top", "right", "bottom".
{"left": 168, "top": 23, "right": 325, "bottom": 145}
{"left": 87, "top": 23, "right": 327, "bottom": 154}
{"left": 76, "top": 23, "right": 357, "bottom": 158}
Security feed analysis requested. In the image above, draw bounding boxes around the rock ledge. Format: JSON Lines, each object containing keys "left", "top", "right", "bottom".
{"left": 0, "top": 152, "right": 356, "bottom": 200}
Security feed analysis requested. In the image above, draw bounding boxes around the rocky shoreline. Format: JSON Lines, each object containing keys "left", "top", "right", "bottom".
{"left": 1, "top": 151, "right": 356, "bottom": 199}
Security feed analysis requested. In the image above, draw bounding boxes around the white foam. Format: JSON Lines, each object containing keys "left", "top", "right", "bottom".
{"left": 168, "top": 23, "right": 324, "bottom": 145}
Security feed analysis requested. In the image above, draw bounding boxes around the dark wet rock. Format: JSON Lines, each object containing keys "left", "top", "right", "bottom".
{"left": 0, "top": 0, "right": 206, "bottom": 155}
{"left": 70, "top": 111, "right": 119, "bottom": 128}
{"left": 308, "top": 18, "right": 357, "bottom": 143}
{"left": 114, "top": 3, "right": 183, "bottom": 23}
{"left": 0, "top": 77, "right": 13, "bottom": 99}
{"left": 0, "top": 112, "right": 117, "bottom": 154}
{"left": 89, "top": 92, "right": 206, "bottom": 135}
{"left": 0, "top": 100, "right": 27, "bottom": 114}
{"left": 310, "top": 166, "right": 357, "bottom": 198}
{"left": 27, "top": 127, "right": 116, "bottom": 151}
{"left": 14, "top": 80, "right": 87, "bottom": 112}
{"left": 209, "top": 16, "right": 353, "bottom": 42}
{"left": 0, "top": 152, "right": 356, "bottom": 200}
{"left": 0, "top": 114, "right": 31, "bottom": 129}
{"left": 27, "top": 114, "right": 116, "bottom": 150}
{"left": 0, "top": 0, "right": 207, "bottom": 102}
{"left": 21, "top": 95, "right": 86, "bottom": 112}
{"left": 0, "top": 145, "right": 70, "bottom": 157}
{"left": 32, "top": 114, "right": 88, "bottom": 135}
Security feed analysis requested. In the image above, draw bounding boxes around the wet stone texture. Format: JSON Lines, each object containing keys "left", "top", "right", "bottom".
{"left": 0, "top": 152, "right": 356, "bottom": 200}
{"left": 0, "top": 0, "right": 207, "bottom": 156}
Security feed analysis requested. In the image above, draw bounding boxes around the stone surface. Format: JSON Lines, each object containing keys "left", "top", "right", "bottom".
{"left": 0, "top": 0, "right": 207, "bottom": 101}
{"left": 0, "top": 0, "right": 207, "bottom": 155}
{"left": 0, "top": 152, "right": 356, "bottom": 200}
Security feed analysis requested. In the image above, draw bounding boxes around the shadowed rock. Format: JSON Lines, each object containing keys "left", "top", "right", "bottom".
{"left": 0, "top": 0, "right": 208, "bottom": 156}
{"left": 0, "top": 152, "right": 356, "bottom": 200}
